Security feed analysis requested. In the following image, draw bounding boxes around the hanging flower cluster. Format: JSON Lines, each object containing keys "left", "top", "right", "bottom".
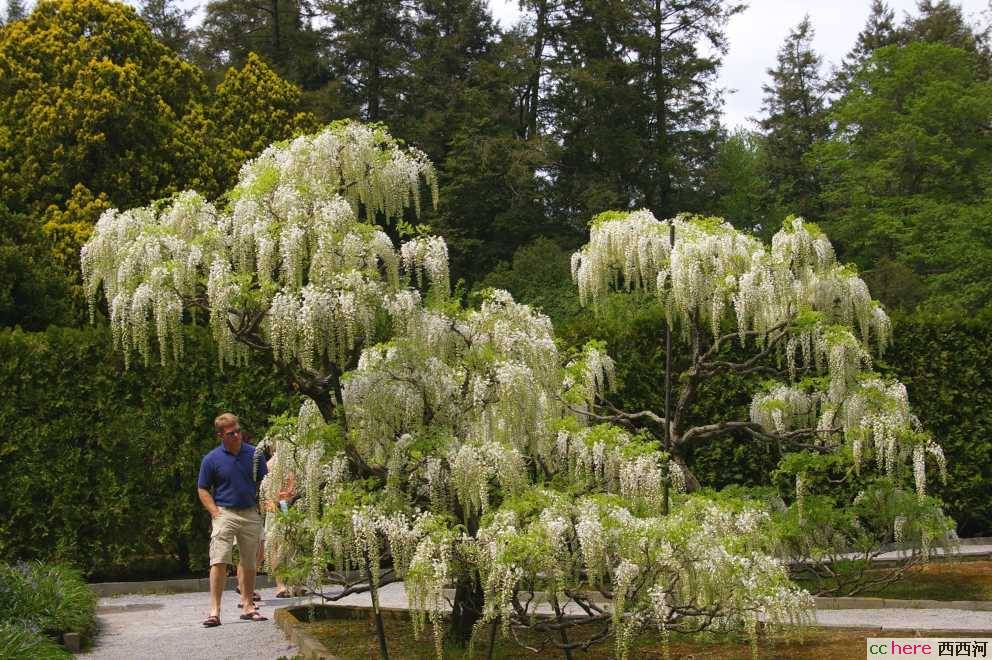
{"left": 449, "top": 441, "right": 527, "bottom": 518}
{"left": 572, "top": 212, "right": 891, "bottom": 350}
{"left": 81, "top": 122, "right": 440, "bottom": 370}
{"left": 400, "top": 236, "right": 450, "bottom": 297}
{"left": 474, "top": 494, "right": 813, "bottom": 659}
{"left": 342, "top": 288, "right": 562, "bottom": 477}
{"left": 562, "top": 341, "right": 616, "bottom": 407}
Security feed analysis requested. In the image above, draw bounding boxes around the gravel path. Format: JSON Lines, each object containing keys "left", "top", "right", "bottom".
{"left": 81, "top": 586, "right": 310, "bottom": 660}
{"left": 816, "top": 607, "right": 992, "bottom": 632}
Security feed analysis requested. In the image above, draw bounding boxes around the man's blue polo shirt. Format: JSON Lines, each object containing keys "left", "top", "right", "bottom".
{"left": 197, "top": 442, "right": 268, "bottom": 509}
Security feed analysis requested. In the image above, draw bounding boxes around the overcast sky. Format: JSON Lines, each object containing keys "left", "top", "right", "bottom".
{"left": 488, "top": 0, "right": 990, "bottom": 130}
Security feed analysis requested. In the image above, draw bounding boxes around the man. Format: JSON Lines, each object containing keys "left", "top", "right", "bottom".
{"left": 197, "top": 412, "right": 268, "bottom": 626}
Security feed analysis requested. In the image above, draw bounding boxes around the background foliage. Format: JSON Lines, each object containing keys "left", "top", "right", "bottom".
{"left": 0, "top": 0, "right": 990, "bottom": 578}
{"left": 0, "top": 324, "right": 294, "bottom": 577}
{"left": 0, "top": 300, "right": 986, "bottom": 578}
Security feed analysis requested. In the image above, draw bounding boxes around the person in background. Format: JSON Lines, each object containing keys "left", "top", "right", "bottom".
{"left": 261, "top": 452, "right": 306, "bottom": 598}
{"left": 197, "top": 413, "right": 268, "bottom": 627}
{"left": 235, "top": 440, "right": 270, "bottom": 606}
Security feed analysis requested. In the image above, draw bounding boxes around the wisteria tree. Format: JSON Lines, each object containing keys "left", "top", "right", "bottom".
{"left": 81, "top": 121, "right": 445, "bottom": 473}
{"left": 570, "top": 211, "right": 957, "bottom": 593}
{"left": 82, "top": 123, "right": 952, "bottom": 658}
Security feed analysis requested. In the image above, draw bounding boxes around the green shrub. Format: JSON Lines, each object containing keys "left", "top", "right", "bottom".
{"left": 3, "top": 562, "right": 97, "bottom": 639}
{"left": 0, "top": 324, "right": 292, "bottom": 576}
{"left": 0, "top": 561, "right": 94, "bottom": 657}
{"left": 0, "top": 622, "right": 70, "bottom": 660}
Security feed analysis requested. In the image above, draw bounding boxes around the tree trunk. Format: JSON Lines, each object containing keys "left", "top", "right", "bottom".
{"left": 550, "top": 593, "right": 574, "bottom": 659}
{"left": 448, "top": 571, "right": 484, "bottom": 645}
{"left": 651, "top": 0, "right": 672, "bottom": 215}
{"left": 526, "top": 0, "right": 550, "bottom": 140}
{"left": 270, "top": 0, "right": 281, "bottom": 61}
{"left": 365, "top": 556, "right": 390, "bottom": 659}
{"left": 449, "top": 506, "right": 483, "bottom": 645}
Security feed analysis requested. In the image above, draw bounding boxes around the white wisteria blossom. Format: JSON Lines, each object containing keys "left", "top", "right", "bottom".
{"left": 82, "top": 121, "right": 440, "bottom": 378}
{"left": 570, "top": 208, "right": 955, "bottom": 605}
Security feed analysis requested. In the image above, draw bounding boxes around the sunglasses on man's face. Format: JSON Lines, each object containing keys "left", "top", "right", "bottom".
{"left": 222, "top": 428, "right": 242, "bottom": 438}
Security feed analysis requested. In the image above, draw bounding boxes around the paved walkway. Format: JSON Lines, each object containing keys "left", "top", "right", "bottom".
{"left": 816, "top": 608, "right": 992, "bottom": 632}
{"left": 82, "top": 578, "right": 992, "bottom": 659}
{"left": 81, "top": 585, "right": 310, "bottom": 660}
{"left": 850, "top": 542, "right": 992, "bottom": 563}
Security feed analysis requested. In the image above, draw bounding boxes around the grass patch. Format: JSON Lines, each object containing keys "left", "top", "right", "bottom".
{"left": 851, "top": 560, "right": 992, "bottom": 601}
{"left": 303, "top": 615, "right": 978, "bottom": 659}
{"left": 0, "top": 561, "right": 97, "bottom": 656}
{"left": 0, "top": 622, "right": 71, "bottom": 659}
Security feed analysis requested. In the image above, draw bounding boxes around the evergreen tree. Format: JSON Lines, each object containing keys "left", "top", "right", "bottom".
{"left": 632, "top": 0, "right": 744, "bottom": 217}
{"left": 199, "top": 52, "right": 320, "bottom": 194}
{"left": 812, "top": 42, "right": 992, "bottom": 312}
{"left": 139, "top": 0, "right": 196, "bottom": 57}
{"left": 198, "top": 0, "right": 327, "bottom": 87}
{"left": 834, "top": 0, "right": 899, "bottom": 93}
{"left": 0, "top": 0, "right": 209, "bottom": 266}
{"left": 517, "top": 0, "right": 565, "bottom": 141}
{"left": 544, "top": 1, "right": 647, "bottom": 219}
{"left": 527, "top": 0, "right": 742, "bottom": 225}
{"left": 394, "top": 0, "right": 497, "bottom": 160}
{"left": 4, "top": 0, "right": 27, "bottom": 23}
{"left": 906, "top": 0, "right": 988, "bottom": 54}
{"left": 394, "top": 0, "right": 550, "bottom": 281}
{"left": 759, "top": 16, "right": 828, "bottom": 220}
{"left": 704, "top": 129, "right": 777, "bottom": 237}
{"left": 850, "top": 0, "right": 898, "bottom": 63}
{"left": 320, "top": 0, "right": 414, "bottom": 122}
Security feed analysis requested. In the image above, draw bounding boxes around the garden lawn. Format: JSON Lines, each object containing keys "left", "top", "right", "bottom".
{"left": 303, "top": 617, "right": 979, "bottom": 659}
{"left": 853, "top": 560, "right": 992, "bottom": 601}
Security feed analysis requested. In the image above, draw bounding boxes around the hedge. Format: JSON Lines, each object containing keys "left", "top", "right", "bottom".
{"left": 0, "top": 310, "right": 988, "bottom": 580}
{"left": 0, "top": 324, "right": 293, "bottom": 578}
{"left": 881, "top": 314, "right": 992, "bottom": 537}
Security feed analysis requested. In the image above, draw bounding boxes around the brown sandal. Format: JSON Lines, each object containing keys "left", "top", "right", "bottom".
{"left": 202, "top": 615, "right": 221, "bottom": 627}
{"left": 240, "top": 610, "right": 268, "bottom": 621}
{"left": 234, "top": 587, "right": 262, "bottom": 601}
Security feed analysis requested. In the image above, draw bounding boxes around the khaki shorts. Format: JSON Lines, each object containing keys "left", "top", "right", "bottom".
{"left": 209, "top": 507, "right": 262, "bottom": 571}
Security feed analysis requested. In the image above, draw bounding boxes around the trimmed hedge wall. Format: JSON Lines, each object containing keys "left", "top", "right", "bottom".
{"left": 0, "top": 324, "right": 294, "bottom": 578}
{"left": 0, "top": 312, "right": 988, "bottom": 579}
{"left": 882, "top": 315, "right": 992, "bottom": 537}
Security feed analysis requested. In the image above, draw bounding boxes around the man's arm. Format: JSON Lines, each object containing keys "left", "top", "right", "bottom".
{"left": 198, "top": 488, "right": 220, "bottom": 519}
{"left": 197, "top": 455, "right": 219, "bottom": 518}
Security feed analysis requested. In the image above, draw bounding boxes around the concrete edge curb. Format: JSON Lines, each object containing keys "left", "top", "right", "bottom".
{"left": 90, "top": 575, "right": 274, "bottom": 597}
{"left": 815, "top": 597, "right": 992, "bottom": 611}
{"left": 274, "top": 606, "right": 338, "bottom": 660}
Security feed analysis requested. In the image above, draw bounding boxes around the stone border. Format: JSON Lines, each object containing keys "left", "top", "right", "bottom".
{"left": 274, "top": 606, "right": 337, "bottom": 660}
{"left": 273, "top": 604, "right": 412, "bottom": 660}
{"left": 816, "top": 596, "right": 992, "bottom": 611}
{"left": 90, "top": 575, "right": 275, "bottom": 597}
{"left": 61, "top": 631, "right": 82, "bottom": 653}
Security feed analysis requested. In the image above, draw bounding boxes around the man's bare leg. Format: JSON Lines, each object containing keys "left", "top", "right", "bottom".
{"left": 240, "top": 559, "right": 257, "bottom": 612}
{"left": 209, "top": 563, "right": 226, "bottom": 618}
